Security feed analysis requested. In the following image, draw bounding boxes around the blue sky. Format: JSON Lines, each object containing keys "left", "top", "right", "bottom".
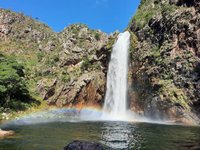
{"left": 0, "top": 0, "right": 140, "bottom": 33}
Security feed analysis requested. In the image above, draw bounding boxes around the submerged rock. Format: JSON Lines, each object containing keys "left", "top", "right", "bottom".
{"left": 64, "top": 140, "right": 104, "bottom": 150}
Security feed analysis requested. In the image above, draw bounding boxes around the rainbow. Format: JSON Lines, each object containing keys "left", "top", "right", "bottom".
{"left": 0, "top": 107, "right": 176, "bottom": 128}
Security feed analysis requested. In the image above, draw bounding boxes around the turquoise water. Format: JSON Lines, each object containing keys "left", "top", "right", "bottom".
{"left": 0, "top": 121, "right": 200, "bottom": 150}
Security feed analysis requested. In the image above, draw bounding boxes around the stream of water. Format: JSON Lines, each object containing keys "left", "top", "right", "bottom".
{"left": 103, "top": 31, "right": 130, "bottom": 120}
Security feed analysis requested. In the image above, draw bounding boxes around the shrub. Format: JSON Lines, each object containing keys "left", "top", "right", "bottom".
{"left": 81, "top": 57, "right": 91, "bottom": 71}
{"left": 52, "top": 54, "right": 59, "bottom": 63}
{"left": 61, "top": 74, "right": 70, "bottom": 83}
{"left": 37, "top": 51, "right": 45, "bottom": 62}
{"left": 95, "top": 33, "right": 101, "bottom": 41}
{"left": 0, "top": 54, "right": 38, "bottom": 110}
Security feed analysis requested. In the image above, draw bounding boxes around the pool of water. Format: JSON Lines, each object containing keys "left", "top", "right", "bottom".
{"left": 1, "top": 121, "right": 200, "bottom": 150}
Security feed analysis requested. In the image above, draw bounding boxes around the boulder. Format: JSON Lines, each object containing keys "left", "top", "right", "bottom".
{"left": 0, "top": 129, "right": 15, "bottom": 138}
{"left": 64, "top": 141, "right": 104, "bottom": 150}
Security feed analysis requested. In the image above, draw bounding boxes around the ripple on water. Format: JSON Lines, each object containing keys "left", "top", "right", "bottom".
{"left": 100, "top": 122, "right": 143, "bottom": 149}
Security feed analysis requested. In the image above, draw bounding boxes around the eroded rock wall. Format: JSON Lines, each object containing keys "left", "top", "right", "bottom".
{"left": 128, "top": 0, "right": 200, "bottom": 124}
{"left": 0, "top": 8, "right": 115, "bottom": 109}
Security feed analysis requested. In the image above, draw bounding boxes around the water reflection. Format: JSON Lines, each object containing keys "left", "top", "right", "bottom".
{"left": 1, "top": 109, "right": 200, "bottom": 150}
{"left": 100, "top": 122, "right": 143, "bottom": 149}
{"left": 0, "top": 121, "right": 200, "bottom": 150}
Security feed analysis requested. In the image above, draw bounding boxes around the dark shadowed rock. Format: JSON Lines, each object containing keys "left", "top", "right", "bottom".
{"left": 64, "top": 141, "right": 104, "bottom": 150}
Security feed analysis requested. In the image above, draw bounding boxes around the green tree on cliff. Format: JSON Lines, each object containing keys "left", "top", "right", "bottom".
{"left": 0, "top": 53, "right": 38, "bottom": 110}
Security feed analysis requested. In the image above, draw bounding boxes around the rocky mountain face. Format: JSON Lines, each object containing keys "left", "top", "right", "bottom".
{"left": 0, "top": 8, "right": 115, "bottom": 111}
{"left": 128, "top": 0, "right": 200, "bottom": 124}
{"left": 36, "top": 25, "right": 114, "bottom": 108}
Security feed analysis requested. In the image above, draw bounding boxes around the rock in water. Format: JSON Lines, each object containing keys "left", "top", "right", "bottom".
{"left": 0, "top": 129, "right": 15, "bottom": 138}
{"left": 64, "top": 141, "right": 104, "bottom": 150}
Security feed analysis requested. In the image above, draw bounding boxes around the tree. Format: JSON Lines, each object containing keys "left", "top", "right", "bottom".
{"left": 0, "top": 54, "right": 37, "bottom": 110}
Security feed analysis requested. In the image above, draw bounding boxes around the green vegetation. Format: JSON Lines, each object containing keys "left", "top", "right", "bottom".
{"left": 130, "top": 0, "right": 157, "bottom": 29}
{"left": 60, "top": 70, "right": 71, "bottom": 83}
{"left": 37, "top": 51, "right": 45, "bottom": 62}
{"left": 0, "top": 53, "right": 39, "bottom": 111}
{"left": 158, "top": 79, "right": 189, "bottom": 110}
{"left": 130, "top": 32, "right": 138, "bottom": 50}
{"left": 129, "top": 0, "right": 178, "bottom": 29}
{"left": 95, "top": 33, "right": 101, "bottom": 41}
{"left": 105, "top": 36, "right": 116, "bottom": 50}
{"left": 81, "top": 57, "right": 92, "bottom": 71}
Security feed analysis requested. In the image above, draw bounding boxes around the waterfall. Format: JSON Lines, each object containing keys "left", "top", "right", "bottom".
{"left": 103, "top": 31, "right": 130, "bottom": 120}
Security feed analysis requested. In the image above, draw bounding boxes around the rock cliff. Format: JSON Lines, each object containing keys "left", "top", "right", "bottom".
{"left": 128, "top": 0, "right": 200, "bottom": 124}
{"left": 0, "top": 8, "right": 114, "bottom": 112}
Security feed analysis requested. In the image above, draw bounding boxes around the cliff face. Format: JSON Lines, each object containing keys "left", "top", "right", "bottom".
{"left": 128, "top": 0, "right": 200, "bottom": 124}
{"left": 0, "top": 8, "right": 114, "bottom": 111}
{"left": 36, "top": 25, "right": 114, "bottom": 108}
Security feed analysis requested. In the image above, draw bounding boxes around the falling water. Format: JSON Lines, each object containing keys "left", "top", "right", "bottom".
{"left": 103, "top": 31, "right": 130, "bottom": 120}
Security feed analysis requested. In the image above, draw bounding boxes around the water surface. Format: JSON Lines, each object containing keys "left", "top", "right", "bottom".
{"left": 1, "top": 121, "right": 200, "bottom": 150}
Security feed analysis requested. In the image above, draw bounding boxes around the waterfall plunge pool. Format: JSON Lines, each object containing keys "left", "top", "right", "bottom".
{"left": 0, "top": 108, "right": 200, "bottom": 150}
